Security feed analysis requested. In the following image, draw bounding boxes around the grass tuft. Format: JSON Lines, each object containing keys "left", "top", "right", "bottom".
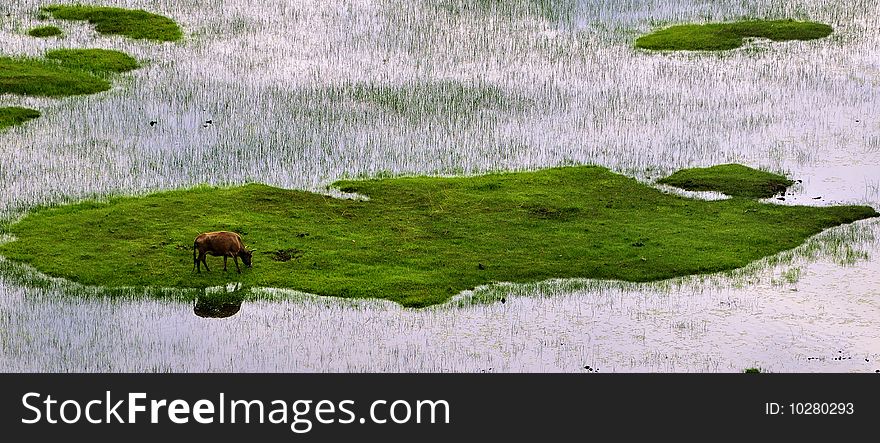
{"left": 636, "top": 19, "right": 833, "bottom": 51}
{"left": 27, "top": 25, "right": 63, "bottom": 38}
{"left": 0, "top": 107, "right": 42, "bottom": 130}
{"left": 0, "top": 166, "right": 875, "bottom": 307}
{"left": 0, "top": 57, "right": 110, "bottom": 97}
{"left": 42, "top": 4, "right": 182, "bottom": 42}
{"left": 45, "top": 48, "right": 140, "bottom": 74}
{"left": 657, "top": 164, "right": 794, "bottom": 199}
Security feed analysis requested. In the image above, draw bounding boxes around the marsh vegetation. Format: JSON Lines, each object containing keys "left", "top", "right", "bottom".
{"left": 1, "top": 166, "right": 874, "bottom": 307}
{"left": 0, "top": 0, "right": 878, "bottom": 372}
{"left": 636, "top": 19, "right": 833, "bottom": 51}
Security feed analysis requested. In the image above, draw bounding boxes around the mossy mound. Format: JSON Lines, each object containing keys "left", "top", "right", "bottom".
{"left": 0, "top": 166, "right": 875, "bottom": 307}
{"left": 636, "top": 19, "right": 833, "bottom": 51}
{"left": 657, "top": 164, "right": 794, "bottom": 199}
{"left": 42, "top": 5, "right": 182, "bottom": 42}
{"left": 27, "top": 25, "right": 63, "bottom": 38}
{"left": 45, "top": 48, "right": 140, "bottom": 74}
{"left": 0, "top": 57, "right": 110, "bottom": 97}
{"left": 0, "top": 107, "right": 42, "bottom": 130}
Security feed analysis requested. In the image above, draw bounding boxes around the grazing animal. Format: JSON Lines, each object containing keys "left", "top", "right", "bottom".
{"left": 193, "top": 231, "right": 253, "bottom": 273}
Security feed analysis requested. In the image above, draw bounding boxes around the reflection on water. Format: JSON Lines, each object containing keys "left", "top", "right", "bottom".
{"left": 194, "top": 296, "right": 243, "bottom": 319}
{"left": 0, "top": 221, "right": 877, "bottom": 372}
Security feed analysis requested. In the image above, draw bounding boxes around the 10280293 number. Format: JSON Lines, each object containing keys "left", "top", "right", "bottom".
{"left": 788, "top": 403, "right": 854, "bottom": 415}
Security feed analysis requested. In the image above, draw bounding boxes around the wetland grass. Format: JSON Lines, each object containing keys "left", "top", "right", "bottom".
{"left": 636, "top": 19, "right": 833, "bottom": 51}
{"left": 41, "top": 5, "right": 182, "bottom": 42}
{"left": 0, "top": 166, "right": 875, "bottom": 308}
{"left": 45, "top": 48, "right": 140, "bottom": 74}
{"left": 0, "top": 57, "right": 110, "bottom": 97}
{"left": 0, "top": 107, "right": 41, "bottom": 130}
{"left": 657, "top": 164, "right": 794, "bottom": 199}
{"left": 27, "top": 26, "right": 63, "bottom": 38}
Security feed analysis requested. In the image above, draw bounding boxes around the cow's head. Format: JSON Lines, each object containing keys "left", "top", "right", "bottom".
{"left": 240, "top": 249, "right": 253, "bottom": 268}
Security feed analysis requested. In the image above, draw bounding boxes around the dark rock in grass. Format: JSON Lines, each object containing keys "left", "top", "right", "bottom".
{"left": 271, "top": 248, "right": 303, "bottom": 262}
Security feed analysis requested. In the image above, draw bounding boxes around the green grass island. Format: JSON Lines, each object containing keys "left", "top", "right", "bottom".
{"left": 0, "top": 49, "right": 142, "bottom": 126}
{"left": 45, "top": 48, "right": 140, "bottom": 74}
{"left": 0, "top": 107, "right": 42, "bottom": 130}
{"left": 41, "top": 4, "right": 182, "bottom": 42}
{"left": 636, "top": 19, "right": 833, "bottom": 51}
{"left": 0, "top": 165, "right": 876, "bottom": 307}
{"left": 27, "top": 25, "right": 63, "bottom": 38}
{"left": 657, "top": 164, "right": 793, "bottom": 198}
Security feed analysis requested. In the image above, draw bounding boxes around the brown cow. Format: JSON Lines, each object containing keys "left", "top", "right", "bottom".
{"left": 193, "top": 231, "right": 253, "bottom": 273}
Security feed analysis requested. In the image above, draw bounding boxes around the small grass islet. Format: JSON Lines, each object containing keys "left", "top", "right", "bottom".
{"left": 0, "top": 57, "right": 110, "bottom": 97}
{"left": 27, "top": 25, "right": 63, "bottom": 38}
{"left": 41, "top": 4, "right": 182, "bottom": 42}
{"left": 636, "top": 19, "right": 833, "bottom": 51}
{"left": 657, "top": 164, "right": 794, "bottom": 199}
{"left": 0, "top": 166, "right": 876, "bottom": 308}
{"left": 0, "top": 107, "right": 42, "bottom": 130}
{"left": 45, "top": 48, "right": 140, "bottom": 74}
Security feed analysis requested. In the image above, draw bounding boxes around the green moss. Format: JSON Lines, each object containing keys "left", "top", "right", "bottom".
{"left": 27, "top": 25, "right": 63, "bottom": 38}
{"left": 0, "top": 166, "right": 875, "bottom": 307}
{"left": 743, "top": 368, "right": 762, "bottom": 373}
{"left": 657, "top": 164, "right": 794, "bottom": 199}
{"left": 0, "top": 107, "right": 42, "bottom": 130}
{"left": 0, "top": 57, "right": 110, "bottom": 97}
{"left": 636, "top": 19, "right": 833, "bottom": 51}
{"left": 42, "top": 5, "right": 182, "bottom": 42}
{"left": 45, "top": 48, "right": 140, "bottom": 74}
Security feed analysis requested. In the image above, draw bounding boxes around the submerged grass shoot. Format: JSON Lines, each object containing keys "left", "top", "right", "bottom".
{"left": 657, "top": 164, "right": 794, "bottom": 199}
{"left": 0, "top": 107, "right": 41, "bottom": 130}
{"left": 636, "top": 19, "right": 833, "bottom": 51}
{"left": 42, "top": 5, "right": 183, "bottom": 42}
{"left": 0, "top": 166, "right": 875, "bottom": 307}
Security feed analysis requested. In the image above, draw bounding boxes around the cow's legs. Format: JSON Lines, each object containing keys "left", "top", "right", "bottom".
{"left": 223, "top": 256, "right": 228, "bottom": 271}
{"left": 234, "top": 255, "right": 241, "bottom": 273}
{"left": 200, "top": 252, "right": 210, "bottom": 272}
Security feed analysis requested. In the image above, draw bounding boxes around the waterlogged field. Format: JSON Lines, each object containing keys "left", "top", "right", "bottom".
{"left": 0, "top": 0, "right": 879, "bottom": 372}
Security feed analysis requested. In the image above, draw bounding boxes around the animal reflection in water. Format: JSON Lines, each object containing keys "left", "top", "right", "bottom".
{"left": 194, "top": 296, "right": 244, "bottom": 319}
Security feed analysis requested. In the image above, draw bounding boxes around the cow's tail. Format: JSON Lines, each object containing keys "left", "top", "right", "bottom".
{"left": 193, "top": 241, "right": 198, "bottom": 261}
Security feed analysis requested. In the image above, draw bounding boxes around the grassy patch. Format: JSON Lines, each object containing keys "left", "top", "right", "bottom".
{"left": 27, "top": 25, "right": 63, "bottom": 38}
{"left": 45, "top": 48, "right": 140, "bottom": 74}
{"left": 0, "top": 107, "right": 41, "bottom": 130}
{"left": 636, "top": 19, "right": 833, "bottom": 51}
{"left": 0, "top": 166, "right": 876, "bottom": 307}
{"left": 42, "top": 5, "right": 182, "bottom": 42}
{"left": 0, "top": 57, "right": 110, "bottom": 97}
{"left": 657, "top": 164, "right": 794, "bottom": 199}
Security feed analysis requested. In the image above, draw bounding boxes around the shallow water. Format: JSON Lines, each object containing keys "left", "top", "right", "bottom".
{"left": 0, "top": 0, "right": 878, "bottom": 372}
